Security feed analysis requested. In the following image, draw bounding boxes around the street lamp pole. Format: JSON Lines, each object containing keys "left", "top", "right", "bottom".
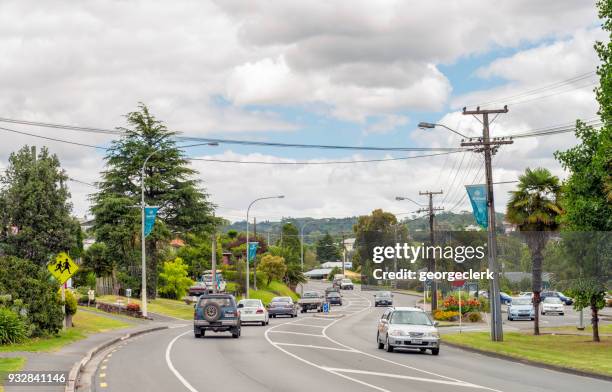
{"left": 246, "top": 195, "right": 284, "bottom": 299}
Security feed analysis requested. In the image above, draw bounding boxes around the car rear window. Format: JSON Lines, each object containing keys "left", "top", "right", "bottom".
{"left": 272, "top": 297, "right": 291, "bottom": 302}
{"left": 239, "top": 300, "right": 261, "bottom": 307}
{"left": 199, "top": 297, "right": 233, "bottom": 307}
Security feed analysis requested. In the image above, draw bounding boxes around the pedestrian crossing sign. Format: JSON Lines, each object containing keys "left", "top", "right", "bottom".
{"left": 47, "top": 252, "right": 78, "bottom": 284}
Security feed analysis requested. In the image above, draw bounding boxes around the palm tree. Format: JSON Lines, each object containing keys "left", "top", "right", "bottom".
{"left": 506, "top": 168, "right": 563, "bottom": 335}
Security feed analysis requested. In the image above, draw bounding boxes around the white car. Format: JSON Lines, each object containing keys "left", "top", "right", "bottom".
{"left": 340, "top": 279, "right": 354, "bottom": 290}
{"left": 237, "top": 299, "right": 269, "bottom": 326}
{"left": 541, "top": 297, "right": 565, "bottom": 315}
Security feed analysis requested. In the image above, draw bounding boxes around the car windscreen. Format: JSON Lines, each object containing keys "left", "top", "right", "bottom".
{"left": 375, "top": 292, "right": 391, "bottom": 297}
{"left": 272, "top": 297, "right": 291, "bottom": 303}
{"left": 390, "top": 311, "right": 432, "bottom": 326}
{"left": 327, "top": 293, "right": 340, "bottom": 297}
{"left": 544, "top": 297, "right": 562, "bottom": 303}
{"left": 512, "top": 298, "right": 531, "bottom": 305}
{"left": 239, "top": 300, "right": 261, "bottom": 307}
{"left": 302, "top": 292, "right": 319, "bottom": 298}
{"left": 199, "top": 297, "right": 232, "bottom": 307}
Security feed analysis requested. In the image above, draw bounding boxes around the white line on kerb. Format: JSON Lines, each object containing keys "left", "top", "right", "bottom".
{"left": 166, "top": 330, "right": 199, "bottom": 392}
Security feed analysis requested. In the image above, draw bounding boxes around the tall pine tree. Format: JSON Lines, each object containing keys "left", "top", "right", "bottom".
{"left": 91, "top": 104, "right": 216, "bottom": 297}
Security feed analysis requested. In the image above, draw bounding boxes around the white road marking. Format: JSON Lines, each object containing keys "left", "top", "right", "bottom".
{"left": 324, "top": 368, "right": 495, "bottom": 389}
{"left": 285, "top": 322, "right": 326, "bottom": 328}
{"left": 275, "top": 342, "right": 358, "bottom": 352}
{"left": 268, "top": 330, "right": 324, "bottom": 337}
{"left": 166, "top": 330, "right": 199, "bottom": 392}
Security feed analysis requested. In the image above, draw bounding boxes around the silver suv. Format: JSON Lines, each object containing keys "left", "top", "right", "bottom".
{"left": 376, "top": 307, "right": 440, "bottom": 355}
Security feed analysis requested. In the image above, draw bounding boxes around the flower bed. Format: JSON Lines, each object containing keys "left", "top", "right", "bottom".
{"left": 96, "top": 301, "right": 144, "bottom": 318}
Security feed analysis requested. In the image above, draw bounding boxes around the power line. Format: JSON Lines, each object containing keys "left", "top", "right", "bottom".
{"left": 0, "top": 126, "right": 106, "bottom": 150}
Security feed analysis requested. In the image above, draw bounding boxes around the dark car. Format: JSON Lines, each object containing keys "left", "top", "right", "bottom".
{"left": 267, "top": 296, "right": 298, "bottom": 318}
{"left": 325, "top": 287, "right": 341, "bottom": 296}
{"left": 193, "top": 293, "right": 240, "bottom": 338}
{"left": 326, "top": 291, "right": 343, "bottom": 306}
{"left": 500, "top": 292, "right": 512, "bottom": 305}
{"left": 541, "top": 291, "right": 573, "bottom": 305}
{"left": 374, "top": 291, "right": 393, "bottom": 307}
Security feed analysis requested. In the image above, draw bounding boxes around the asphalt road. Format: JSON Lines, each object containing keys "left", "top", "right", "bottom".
{"left": 85, "top": 282, "right": 611, "bottom": 392}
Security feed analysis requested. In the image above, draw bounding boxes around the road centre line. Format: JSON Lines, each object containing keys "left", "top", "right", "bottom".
{"left": 268, "top": 330, "right": 325, "bottom": 337}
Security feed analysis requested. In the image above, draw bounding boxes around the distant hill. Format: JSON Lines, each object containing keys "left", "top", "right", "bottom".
{"left": 221, "top": 212, "right": 506, "bottom": 244}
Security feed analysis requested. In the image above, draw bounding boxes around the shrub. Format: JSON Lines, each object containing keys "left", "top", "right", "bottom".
{"left": 466, "top": 312, "right": 482, "bottom": 322}
{"left": 64, "top": 290, "right": 78, "bottom": 316}
{"left": 433, "top": 309, "right": 460, "bottom": 321}
{"left": 126, "top": 303, "right": 140, "bottom": 312}
{"left": 158, "top": 258, "right": 194, "bottom": 299}
{"left": 0, "top": 256, "right": 63, "bottom": 336}
{"left": 0, "top": 308, "right": 29, "bottom": 344}
{"left": 258, "top": 255, "right": 287, "bottom": 286}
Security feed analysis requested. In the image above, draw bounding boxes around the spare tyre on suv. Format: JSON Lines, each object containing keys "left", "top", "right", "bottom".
{"left": 194, "top": 293, "right": 241, "bottom": 338}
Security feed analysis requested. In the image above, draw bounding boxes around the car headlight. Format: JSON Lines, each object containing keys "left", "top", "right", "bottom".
{"left": 425, "top": 331, "right": 440, "bottom": 338}
{"left": 388, "top": 329, "right": 406, "bottom": 337}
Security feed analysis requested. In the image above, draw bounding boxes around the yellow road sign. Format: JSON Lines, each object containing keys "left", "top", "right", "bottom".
{"left": 48, "top": 252, "right": 78, "bottom": 284}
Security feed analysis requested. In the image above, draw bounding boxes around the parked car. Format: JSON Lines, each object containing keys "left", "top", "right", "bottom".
{"left": 376, "top": 307, "right": 440, "bottom": 355}
{"left": 298, "top": 291, "right": 324, "bottom": 313}
{"left": 326, "top": 291, "right": 343, "bottom": 306}
{"left": 507, "top": 297, "right": 535, "bottom": 321}
{"left": 541, "top": 291, "right": 573, "bottom": 305}
{"left": 373, "top": 291, "right": 393, "bottom": 307}
{"left": 237, "top": 299, "right": 269, "bottom": 326}
{"left": 605, "top": 293, "right": 612, "bottom": 307}
{"left": 500, "top": 292, "right": 512, "bottom": 305}
{"left": 267, "top": 296, "right": 298, "bottom": 318}
{"left": 541, "top": 297, "right": 565, "bottom": 315}
{"left": 193, "top": 293, "right": 240, "bottom": 338}
{"left": 340, "top": 279, "right": 354, "bottom": 290}
{"left": 518, "top": 292, "right": 533, "bottom": 298}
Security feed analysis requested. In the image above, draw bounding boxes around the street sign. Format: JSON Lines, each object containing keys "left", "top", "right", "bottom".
{"left": 125, "top": 288, "right": 132, "bottom": 298}
{"left": 452, "top": 279, "right": 466, "bottom": 288}
{"left": 47, "top": 252, "right": 78, "bottom": 285}
{"left": 323, "top": 302, "right": 329, "bottom": 313}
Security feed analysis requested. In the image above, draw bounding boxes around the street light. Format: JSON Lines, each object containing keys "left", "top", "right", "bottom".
{"left": 418, "top": 122, "right": 469, "bottom": 139}
{"left": 140, "top": 143, "right": 216, "bottom": 318}
{"left": 395, "top": 196, "right": 425, "bottom": 207}
{"left": 246, "top": 195, "right": 285, "bottom": 299}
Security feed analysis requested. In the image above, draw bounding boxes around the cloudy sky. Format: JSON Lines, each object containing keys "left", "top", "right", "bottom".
{"left": 0, "top": 0, "right": 605, "bottom": 223}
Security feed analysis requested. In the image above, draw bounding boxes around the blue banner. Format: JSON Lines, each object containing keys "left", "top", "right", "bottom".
{"left": 144, "top": 207, "right": 159, "bottom": 237}
{"left": 465, "top": 184, "right": 488, "bottom": 228}
{"left": 247, "top": 242, "right": 259, "bottom": 262}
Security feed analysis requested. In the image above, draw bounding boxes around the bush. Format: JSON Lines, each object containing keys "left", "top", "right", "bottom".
{"left": 441, "top": 295, "right": 481, "bottom": 314}
{"left": 158, "top": 258, "right": 194, "bottom": 299}
{"left": 0, "top": 256, "right": 63, "bottom": 336}
{"left": 0, "top": 308, "right": 29, "bottom": 344}
{"left": 258, "top": 255, "right": 287, "bottom": 286}
{"left": 64, "top": 290, "right": 78, "bottom": 316}
{"left": 433, "top": 309, "right": 460, "bottom": 321}
{"left": 126, "top": 303, "right": 140, "bottom": 312}
{"left": 466, "top": 312, "right": 482, "bottom": 322}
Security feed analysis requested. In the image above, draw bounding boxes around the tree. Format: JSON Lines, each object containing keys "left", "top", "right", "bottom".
{"left": 553, "top": 0, "right": 612, "bottom": 342}
{"left": 158, "top": 257, "right": 194, "bottom": 299}
{"left": 258, "top": 255, "right": 287, "bottom": 286}
{"left": 277, "top": 222, "right": 300, "bottom": 263}
{"left": 0, "top": 146, "right": 78, "bottom": 265}
{"left": 91, "top": 104, "right": 216, "bottom": 297}
{"left": 316, "top": 232, "right": 340, "bottom": 262}
{"left": 506, "top": 168, "right": 562, "bottom": 335}
{"left": 284, "top": 263, "right": 307, "bottom": 291}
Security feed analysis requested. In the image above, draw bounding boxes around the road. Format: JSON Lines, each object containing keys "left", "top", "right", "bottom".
{"left": 83, "top": 281, "right": 611, "bottom": 392}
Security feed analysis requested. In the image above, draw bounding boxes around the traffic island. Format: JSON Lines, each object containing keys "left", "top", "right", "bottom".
{"left": 313, "top": 313, "right": 345, "bottom": 319}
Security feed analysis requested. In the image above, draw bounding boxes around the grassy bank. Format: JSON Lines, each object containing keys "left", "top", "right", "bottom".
{"left": 0, "top": 357, "right": 26, "bottom": 392}
{"left": 0, "top": 310, "right": 132, "bottom": 353}
{"left": 444, "top": 331, "right": 612, "bottom": 376}
{"left": 238, "top": 281, "right": 299, "bottom": 305}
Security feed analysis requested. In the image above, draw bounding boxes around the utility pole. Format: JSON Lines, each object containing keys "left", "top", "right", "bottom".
{"left": 461, "top": 105, "right": 512, "bottom": 342}
{"left": 417, "top": 190, "right": 443, "bottom": 312}
{"left": 341, "top": 232, "right": 346, "bottom": 276}
{"left": 211, "top": 229, "right": 217, "bottom": 294}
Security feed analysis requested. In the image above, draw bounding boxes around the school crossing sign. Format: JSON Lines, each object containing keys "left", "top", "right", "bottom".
{"left": 47, "top": 252, "right": 78, "bottom": 284}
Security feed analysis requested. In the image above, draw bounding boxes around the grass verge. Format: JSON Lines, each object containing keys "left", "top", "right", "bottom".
{"left": 0, "top": 311, "right": 132, "bottom": 353}
{"left": 237, "top": 281, "right": 299, "bottom": 305}
{"left": 0, "top": 357, "right": 26, "bottom": 392}
{"left": 444, "top": 331, "right": 612, "bottom": 376}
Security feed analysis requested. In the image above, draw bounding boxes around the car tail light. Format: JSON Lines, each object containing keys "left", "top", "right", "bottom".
{"left": 256, "top": 308, "right": 264, "bottom": 314}
{"left": 226, "top": 311, "right": 237, "bottom": 317}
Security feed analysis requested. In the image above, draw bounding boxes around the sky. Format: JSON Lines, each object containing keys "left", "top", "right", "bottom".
{"left": 0, "top": 0, "right": 605, "bottom": 223}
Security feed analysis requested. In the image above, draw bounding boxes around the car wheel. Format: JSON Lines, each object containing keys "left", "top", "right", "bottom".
{"left": 560, "top": 313, "right": 564, "bottom": 316}
{"left": 384, "top": 337, "right": 394, "bottom": 353}
{"left": 431, "top": 348, "right": 440, "bottom": 356}
{"left": 508, "top": 316, "right": 512, "bottom": 321}
{"left": 261, "top": 321, "right": 266, "bottom": 326}
{"left": 232, "top": 327, "right": 241, "bottom": 338}
{"left": 377, "top": 333, "right": 384, "bottom": 349}
{"left": 541, "top": 311, "right": 545, "bottom": 315}
{"left": 194, "top": 331, "right": 202, "bottom": 338}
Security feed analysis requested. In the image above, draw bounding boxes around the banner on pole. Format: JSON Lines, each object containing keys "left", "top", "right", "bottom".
{"left": 144, "top": 207, "right": 159, "bottom": 237}
{"left": 247, "top": 241, "right": 259, "bottom": 262}
{"left": 465, "top": 184, "right": 488, "bottom": 228}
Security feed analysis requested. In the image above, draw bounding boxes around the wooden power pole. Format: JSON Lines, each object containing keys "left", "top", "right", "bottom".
{"left": 417, "top": 191, "right": 444, "bottom": 312}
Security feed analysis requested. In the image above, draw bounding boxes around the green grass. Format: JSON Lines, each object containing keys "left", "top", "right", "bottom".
{"left": 235, "top": 281, "right": 299, "bottom": 305}
{"left": 0, "top": 311, "right": 132, "bottom": 353}
{"left": 0, "top": 357, "right": 26, "bottom": 392}
{"left": 542, "top": 323, "right": 612, "bottom": 334}
{"left": 444, "top": 331, "right": 612, "bottom": 376}
{"left": 97, "top": 295, "right": 194, "bottom": 320}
